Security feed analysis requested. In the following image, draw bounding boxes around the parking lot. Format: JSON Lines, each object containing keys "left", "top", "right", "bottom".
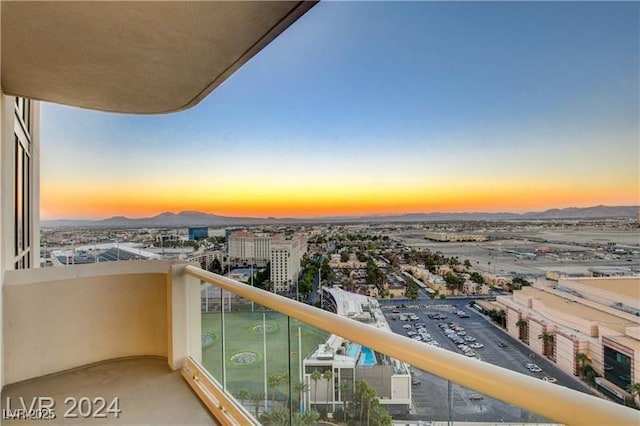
{"left": 381, "top": 299, "right": 596, "bottom": 422}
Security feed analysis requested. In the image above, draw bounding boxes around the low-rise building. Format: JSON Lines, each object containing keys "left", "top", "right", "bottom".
{"left": 425, "top": 231, "right": 487, "bottom": 242}
{"left": 496, "top": 276, "right": 640, "bottom": 404}
{"left": 304, "top": 288, "right": 412, "bottom": 415}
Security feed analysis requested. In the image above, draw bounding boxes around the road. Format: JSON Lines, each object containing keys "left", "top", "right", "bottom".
{"left": 380, "top": 298, "right": 597, "bottom": 422}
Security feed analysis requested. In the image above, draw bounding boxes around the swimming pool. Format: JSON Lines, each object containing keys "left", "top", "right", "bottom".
{"left": 346, "top": 343, "right": 376, "bottom": 366}
{"left": 346, "top": 343, "right": 361, "bottom": 358}
{"left": 359, "top": 347, "right": 376, "bottom": 366}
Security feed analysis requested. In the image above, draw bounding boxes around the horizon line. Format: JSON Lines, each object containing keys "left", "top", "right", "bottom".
{"left": 41, "top": 204, "right": 640, "bottom": 222}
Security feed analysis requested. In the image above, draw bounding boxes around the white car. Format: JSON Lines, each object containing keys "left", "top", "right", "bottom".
{"left": 542, "top": 377, "right": 557, "bottom": 383}
{"left": 403, "top": 324, "right": 412, "bottom": 329}
{"left": 469, "top": 343, "right": 484, "bottom": 349}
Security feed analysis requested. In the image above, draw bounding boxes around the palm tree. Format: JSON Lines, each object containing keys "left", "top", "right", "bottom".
{"left": 356, "top": 380, "right": 366, "bottom": 422}
{"left": 310, "top": 369, "right": 321, "bottom": 409}
{"left": 259, "top": 406, "right": 289, "bottom": 425}
{"left": 364, "top": 385, "right": 376, "bottom": 426}
{"left": 575, "top": 352, "right": 592, "bottom": 377}
{"left": 268, "top": 374, "right": 282, "bottom": 407}
{"left": 323, "top": 369, "right": 334, "bottom": 411}
{"left": 627, "top": 383, "right": 640, "bottom": 405}
{"left": 249, "top": 392, "right": 264, "bottom": 418}
{"left": 236, "top": 388, "right": 250, "bottom": 407}
{"left": 338, "top": 380, "right": 351, "bottom": 407}
{"left": 515, "top": 319, "right": 528, "bottom": 342}
{"left": 582, "top": 365, "right": 597, "bottom": 384}
{"left": 293, "top": 381, "right": 309, "bottom": 413}
{"left": 538, "top": 332, "right": 555, "bottom": 358}
{"left": 628, "top": 382, "right": 640, "bottom": 396}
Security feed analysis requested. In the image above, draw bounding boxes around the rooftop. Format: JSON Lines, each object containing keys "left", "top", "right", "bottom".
{"left": 569, "top": 277, "right": 640, "bottom": 300}
{"left": 521, "top": 286, "right": 637, "bottom": 334}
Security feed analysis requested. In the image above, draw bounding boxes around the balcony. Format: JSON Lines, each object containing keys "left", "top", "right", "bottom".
{"left": 2, "top": 358, "right": 216, "bottom": 425}
{"left": 1, "top": 261, "right": 637, "bottom": 425}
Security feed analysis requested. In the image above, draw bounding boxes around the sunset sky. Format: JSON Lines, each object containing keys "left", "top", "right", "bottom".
{"left": 41, "top": 1, "right": 639, "bottom": 220}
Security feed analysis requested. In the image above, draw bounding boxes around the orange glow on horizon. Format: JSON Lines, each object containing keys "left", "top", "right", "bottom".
{"left": 41, "top": 180, "right": 639, "bottom": 220}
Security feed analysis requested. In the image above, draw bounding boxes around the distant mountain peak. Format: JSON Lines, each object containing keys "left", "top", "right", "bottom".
{"left": 41, "top": 205, "right": 639, "bottom": 228}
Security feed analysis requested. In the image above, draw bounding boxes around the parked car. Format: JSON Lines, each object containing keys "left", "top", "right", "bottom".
{"left": 469, "top": 394, "right": 484, "bottom": 400}
{"left": 542, "top": 377, "right": 557, "bottom": 383}
{"left": 526, "top": 363, "right": 542, "bottom": 373}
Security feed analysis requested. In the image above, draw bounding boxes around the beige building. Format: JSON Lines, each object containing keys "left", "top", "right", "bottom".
{"left": 497, "top": 277, "right": 640, "bottom": 403}
{"left": 425, "top": 231, "right": 487, "bottom": 242}
{"left": 270, "top": 235, "right": 303, "bottom": 293}
{"left": 186, "top": 250, "right": 225, "bottom": 271}
{"left": 227, "top": 230, "right": 272, "bottom": 265}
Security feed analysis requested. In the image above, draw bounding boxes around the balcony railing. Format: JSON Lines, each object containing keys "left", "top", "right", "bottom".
{"left": 2, "top": 262, "right": 637, "bottom": 425}
{"left": 184, "top": 265, "right": 639, "bottom": 426}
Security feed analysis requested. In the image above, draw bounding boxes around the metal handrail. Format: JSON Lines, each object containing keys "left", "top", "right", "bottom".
{"left": 185, "top": 265, "right": 639, "bottom": 426}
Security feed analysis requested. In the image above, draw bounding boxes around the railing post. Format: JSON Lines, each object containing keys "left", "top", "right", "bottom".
{"left": 168, "top": 263, "right": 201, "bottom": 370}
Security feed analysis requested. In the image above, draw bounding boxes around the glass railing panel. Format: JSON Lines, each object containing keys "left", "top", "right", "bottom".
{"left": 201, "top": 282, "right": 223, "bottom": 382}
{"left": 189, "top": 267, "right": 638, "bottom": 426}
{"left": 451, "top": 379, "right": 555, "bottom": 423}
{"left": 201, "top": 283, "right": 555, "bottom": 424}
{"left": 201, "top": 285, "right": 312, "bottom": 423}
{"left": 408, "top": 368, "right": 554, "bottom": 424}
{"left": 288, "top": 318, "right": 332, "bottom": 422}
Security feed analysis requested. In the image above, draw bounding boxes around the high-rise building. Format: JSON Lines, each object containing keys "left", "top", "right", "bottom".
{"left": 227, "top": 230, "right": 272, "bottom": 265}
{"left": 270, "top": 235, "right": 302, "bottom": 293}
{"left": 188, "top": 227, "right": 209, "bottom": 241}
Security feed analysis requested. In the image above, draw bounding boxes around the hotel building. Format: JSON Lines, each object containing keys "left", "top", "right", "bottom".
{"left": 497, "top": 277, "right": 640, "bottom": 403}
{"left": 228, "top": 230, "right": 272, "bottom": 266}
{"left": 270, "top": 236, "right": 303, "bottom": 293}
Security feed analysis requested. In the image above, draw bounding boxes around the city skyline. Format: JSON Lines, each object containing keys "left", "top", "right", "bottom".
{"left": 41, "top": 1, "right": 639, "bottom": 220}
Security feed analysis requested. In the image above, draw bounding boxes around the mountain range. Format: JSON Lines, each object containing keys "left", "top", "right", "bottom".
{"left": 42, "top": 205, "right": 640, "bottom": 228}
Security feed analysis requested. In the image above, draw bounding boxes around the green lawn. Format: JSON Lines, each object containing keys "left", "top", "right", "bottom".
{"left": 201, "top": 309, "right": 329, "bottom": 399}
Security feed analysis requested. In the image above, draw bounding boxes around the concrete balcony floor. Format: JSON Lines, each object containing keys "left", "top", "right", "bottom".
{"left": 1, "top": 357, "right": 218, "bottom": 425}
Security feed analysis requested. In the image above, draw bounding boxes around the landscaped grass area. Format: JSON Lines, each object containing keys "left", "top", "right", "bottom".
{"left": 201, "top": 309, "right": 329, "bottom": 398}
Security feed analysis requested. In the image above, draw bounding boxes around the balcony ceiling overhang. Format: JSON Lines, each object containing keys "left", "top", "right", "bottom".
{"left": 1, "top": 1, "right": 316, "bottom": 114}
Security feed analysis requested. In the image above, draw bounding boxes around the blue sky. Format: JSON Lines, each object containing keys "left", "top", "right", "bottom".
{"left": 41, "top": 1, "right": 639, "bottom": 219}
